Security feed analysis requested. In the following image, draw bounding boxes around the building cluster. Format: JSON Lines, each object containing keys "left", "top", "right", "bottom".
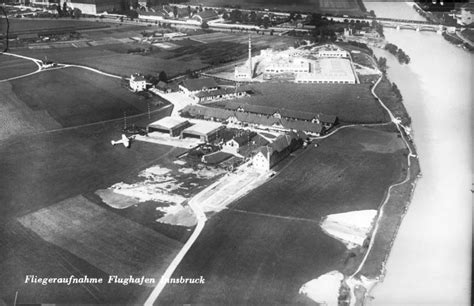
{"left": 138, "top": 5, "right": 219, "bottom": 24}
{"left": 57, "top": 0, "right": 122, "bottom": 15}
{"left": 179, "top": 77, "right": 249, "bottom": 103}
{"left": 452, "top": 3, "right": 474, "bottom": 26}
{"left": 146, "top": 114, "right": 305, "bottom": 171}
{"left": 235, "top": 42, "right": 357, "bottom": 84}
{"left": 180, "top": 102, "right": 336, "bottom": 136}
{"left": 147, "top": 116, "right": 224, "bottom": 143}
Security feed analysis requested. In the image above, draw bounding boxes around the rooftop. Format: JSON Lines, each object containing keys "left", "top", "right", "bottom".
{"left": 148, "top": 117, "right": 189, "bottom": 130}
{"left": 182, "top": 120, "right": 224, "bottom": 135}
{"left": 181, "top": 78, "right": 219, "bottom": 92}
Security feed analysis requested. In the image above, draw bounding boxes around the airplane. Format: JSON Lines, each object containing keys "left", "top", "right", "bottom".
{"left": 111, "top": 134, "right": 132, "bottom": 148}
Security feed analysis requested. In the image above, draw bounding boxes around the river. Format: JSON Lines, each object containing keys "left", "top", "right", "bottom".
{"left": 364, "top": 2, "right": 472, "bottom": 305}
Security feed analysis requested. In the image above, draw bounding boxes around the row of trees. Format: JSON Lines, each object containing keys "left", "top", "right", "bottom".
{"left": 223, "top": 9, "right": 273, "bottom": 28}
{"left": 384, "top": 43, "right": 410, "bottom": 64}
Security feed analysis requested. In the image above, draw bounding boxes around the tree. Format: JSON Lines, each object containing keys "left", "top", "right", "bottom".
{"left": 127, "top": 10, "right": 139, "bottom": 20}
{"left": 201, "top": 21, "right": 209, "bottom": 29}
{"left": 229, "top": 9, "right": 242, "bottom": 23}
{"left": 377, "top": 57, "right": 387, "bottom": 72}
{"left": 369, "top": 10, "right": 375, "bottom": 17}
{"left": 248, "top": 11, "right": 257, "bottom": 23}
{"left": 158, "top": 71, "right": 167, "bottom": 82}
{"left": 72, "top": 8, "right": 81, "bottom": 19}
{"left": 173, "top": 6, "right": 178, "bottom": 18}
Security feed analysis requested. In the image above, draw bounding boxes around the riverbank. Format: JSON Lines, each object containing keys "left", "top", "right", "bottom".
{"left": 364, "top": 2, "right": 472, "bottom": 305}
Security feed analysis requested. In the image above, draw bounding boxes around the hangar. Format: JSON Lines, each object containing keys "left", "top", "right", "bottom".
{"left": 180, "top": 121, "right": 225, "bottom": 143}
{"left": 147, "top": 117, "right": 191, "bottom": 137}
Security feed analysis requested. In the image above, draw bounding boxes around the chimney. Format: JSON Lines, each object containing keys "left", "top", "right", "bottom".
{"left": 248, "top": 34, "right": 252, "bottom": 79}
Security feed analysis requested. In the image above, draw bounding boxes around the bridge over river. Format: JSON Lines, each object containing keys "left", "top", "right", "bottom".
{"left": 327, "top": 16, "right": 461, "bottom": 34}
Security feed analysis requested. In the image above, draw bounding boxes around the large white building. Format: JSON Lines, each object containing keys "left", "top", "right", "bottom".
{"left": 295, "top": 58, "right": 356, "bottom": 84}
{"left": 60, "top": 0, "right": 122, "bottom": 15}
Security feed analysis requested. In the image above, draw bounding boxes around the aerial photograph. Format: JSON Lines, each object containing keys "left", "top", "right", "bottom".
{"left": 0, "top": 0, "right": 471, "bottom": 305}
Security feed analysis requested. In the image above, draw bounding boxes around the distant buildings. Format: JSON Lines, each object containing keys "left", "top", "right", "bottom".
{"left": 455, "top": 3, "right": 474, "bottom": 26}
{"left": 238, "top": 44, "right": 357, "bottom": 84}
{"left": 129, "top": 73, "right": 147, "bottom": 92}
{"left": 59, "top": 0, "right": 122, "bottom": 15}
{"left": 179, "top": 77, "right": 248, "bottom": 103}
{"left": 179, "top": 77, "right": 219, "bottom": 95}
{"left": 193, "top": 10, "right": 219, "bottom": 24}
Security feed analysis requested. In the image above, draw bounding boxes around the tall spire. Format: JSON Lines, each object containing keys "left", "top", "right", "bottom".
{"left": 248, "top": 34, "right": 252, "bottom": 79}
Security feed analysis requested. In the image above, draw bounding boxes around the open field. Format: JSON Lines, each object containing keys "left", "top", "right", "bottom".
{"left": 0, "top": 82, "right": 60, "bottom": 141}
{"left": 185, "top": 0, "right": 365, "bottom": 15}
{"left": 220, "top": 83, "right": 389, "bottom": 123}
{"left": 0, "top": 109, "right": 191, "bottom": 303}
{"left": 9, "top": 67, "right": 155, "bottom": 127}
{"left": 18, "top": 195, "right": 182, "bottom": 279}
{"left": 12, "top": 25, "right": 295, "bottom": 77}
{"left": 0, "top": 54, "right": 37, "bottom": 79}
{"left": 158, "top": 125, "right": 407, "bottom": 304}
{"left": 6, "top": 18, "right": 111, "bottom": 36}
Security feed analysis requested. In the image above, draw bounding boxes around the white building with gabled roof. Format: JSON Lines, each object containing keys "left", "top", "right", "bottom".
{"left": 130, "top": 73, "right": 147, "bottom": 92}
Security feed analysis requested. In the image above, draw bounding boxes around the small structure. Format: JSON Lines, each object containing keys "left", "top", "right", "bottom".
{"left": 130, "top": 73, "right": 147, "bottom": 92}
{"left": 147, "top": 117, "right": 191, "bottom": 137}
{"left": 179, "top": 78, "right": 219, "bottom": 95}
{"left": 193, "top": 10, "right": 219, "bottom": 23}
{"left": 180, "top": 121, "right": 225, "bottom": 143}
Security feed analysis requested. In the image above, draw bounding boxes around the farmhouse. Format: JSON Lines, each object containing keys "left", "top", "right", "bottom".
{"left": 179, "top": 78, "right": 219, "bottom": 95}
{"left": 181, "top": 121, "right": 225, "bottom": 143}
{"left": 147, "top": 117, "right": 191, "bottom": 137}
{"left": 59, "top": 0, "right": 122, "bottom": 15}
{"left": 130, "top": 73, "right": 147, "bottom": 92}
{"left": 193, "top": 10, "right": 219, "bottom": 23}
{"left": 252, "top": 132, "right": 301, "bottom": 172}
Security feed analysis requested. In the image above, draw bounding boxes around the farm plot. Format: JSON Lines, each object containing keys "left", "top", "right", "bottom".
{"left": 8, "top": 19, "right": 111, "bottom": 37}
{"left": 18, "top": 195, "right": 183, "bottom": 280}
{"left": 10, "top": 67, "right": 154, "bottom": 127}
{"left": 226, "top": 83, "right": 389, "bottom": 123}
